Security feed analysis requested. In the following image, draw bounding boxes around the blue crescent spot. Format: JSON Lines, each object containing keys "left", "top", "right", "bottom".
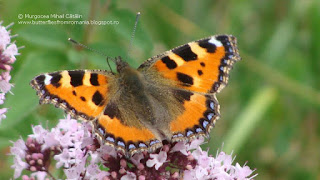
{"left": 106, "top": 136, "right": 115, "bottom": 142}
{"left": 210, "top": 101, "right": 215, "bottom": 110}
{"left": 207, "top": 113, "right": 214, "bottom": 120}
{"left": 117, "top": 141, "right": 125, "bottom": 147}
{"left": 203, "top": 120, "right": 209, "bottom": 128}
{"left": 187, "top": 131, "right": 193, "bottom": 136}
{"left": 196, "top": 128, "right": 203, "bottom": 133}
{"left": 128, "top": 144, "right": 136, "bottom": 150}
{"left": 139, "top": 143, "right": 147, "bottom": 148}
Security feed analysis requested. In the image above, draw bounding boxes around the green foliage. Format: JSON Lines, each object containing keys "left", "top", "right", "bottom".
{"left": 0, "top": 0, "right": 319, "bottom": 179}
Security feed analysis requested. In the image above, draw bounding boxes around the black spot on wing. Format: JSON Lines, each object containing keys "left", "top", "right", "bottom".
{"left": 80, "top": 96, "right": 86, "bottom": 101}
{"left": 198, "top": 39, "right": 216, "bottom": 53}
{"left": 90, "top": 73, "right": 99, "bottom": 86}
{"left": 216, "top": 35, "right": 234, "bottom": 54}
{"left": 104, "top": 102, "right": 121, "bottom": 119}
{"left": 50, "top": 72, "right": 62, "bottom": 88}
{"left": 35, "top": 75, "right": 45, "bottom": 84}
{"left": 197, "top": 70, "right": 203, "bottom": 76}
{"left": 173, "top": 89, "right": 194, "bottom": 103}
{"left": 215, "top": 35, "right": 228, "bottom": 43}
{"left": 92, "top": 91, "right": 103, "bottom": 106}
{"left": 200, "top": 62, "right": 205, "bottom": 67}
{"left": 34, "top": 75, "right": 45, "bottom": 88}
{"left": 172, "top": 44, "right": 197, "bottom": 61}
{"left": 72, "top": 91, "right": 77, "bottom": 96}
{"left": 69, "top": 71, "right": 84, "bottom": 87}
{"left": 161, "top": 56, "right": 177, "bottom": 69}
{"left": 177, "top": 72, "right": 193, "bottom": 86}
{"left": 212, "top": 82, "right": 220, "bottom": 92}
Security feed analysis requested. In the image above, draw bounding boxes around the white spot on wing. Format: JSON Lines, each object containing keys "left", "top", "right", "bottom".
{"left": 209, "top": 37, "right": 223, "bottom": 47}
{"left": 83, "top": 71, "right": 91, "bottom": 86}
{"left": 44, "top": 74, "right": 52, "bottom": 85}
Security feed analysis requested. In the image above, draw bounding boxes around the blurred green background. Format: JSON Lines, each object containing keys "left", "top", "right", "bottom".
{"left": 0, "top": 0, "right": 319, "bottom": 179}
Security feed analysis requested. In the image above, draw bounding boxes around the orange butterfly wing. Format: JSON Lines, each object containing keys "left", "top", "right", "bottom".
{"left": 30, "top": 70, "right": 111, "bottom": 120}
{"left": 94, "top": 114, "right": 160, "bottom": 155}
{"left": 139, "top": 35, "right": 240, "bottom": 140}
{"left": 31, "top": 70, "right": 160, "bottom": 155}
{"left": 139, "top": 35, "right": 240, "bottom": 94}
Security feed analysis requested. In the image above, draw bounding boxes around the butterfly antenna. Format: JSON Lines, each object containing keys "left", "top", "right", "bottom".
{"left": 127, "top": 12, "right": 141, "bottom": 56}
{"left": 68, "top": 38, "right": 115, "bottom": 73}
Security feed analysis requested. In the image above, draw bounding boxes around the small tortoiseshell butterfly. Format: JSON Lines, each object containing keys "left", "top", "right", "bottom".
{"left": 30, "top": 35, "right": 240, "bottom": 156}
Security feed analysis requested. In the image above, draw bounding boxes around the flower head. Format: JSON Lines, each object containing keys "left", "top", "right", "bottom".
{"left": 10, "top": 115, "right": 257, "bottom": 179}
{"left": 0, "top": 20, "right": 20, "bottom": 123}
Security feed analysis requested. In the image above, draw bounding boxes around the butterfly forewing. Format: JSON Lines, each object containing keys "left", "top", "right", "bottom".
{"left": 139, "top": 35, "right": 240, "bottom": 94}
{"left": 30, "top": 70, "right": 111, "bottom": 121}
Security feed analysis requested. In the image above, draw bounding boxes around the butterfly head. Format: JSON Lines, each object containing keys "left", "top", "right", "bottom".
{"left": 115, "top": 56, "right": 129, "bottom": 73}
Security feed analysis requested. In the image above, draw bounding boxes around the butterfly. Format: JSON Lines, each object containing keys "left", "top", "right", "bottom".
{"left": 30, "top": 35, "right": 241, "bottom": 156}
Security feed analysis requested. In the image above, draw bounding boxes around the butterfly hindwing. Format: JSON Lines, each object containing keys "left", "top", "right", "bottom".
{"left": 30, "top": 70, "right": 112, "bottom": 121}
{"left": 94, "top": 114, "right": 161, "bottom": 156}
{"left": 170, "top": 91, "right": 220, "bottom": 141}
{"left": 139, "top": 35, "right": 240, "bottom": 94}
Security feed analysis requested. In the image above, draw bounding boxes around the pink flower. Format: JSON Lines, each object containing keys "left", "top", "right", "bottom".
{"left": 171, "top": 136, "right": 205, "bottom": 155}
{"left": 10, "top": 115, "right": 257, "bottom": 179}
{"left": 10, "top": 139, "right": 29, "bottom": 178}
{"left": 121, "top": 171, "right": 137, "bottom": 180}
{"left": 30, "top": 125, "right": 47, "bottom": 144}
{"left": 146, "top": 151, "right": 167, "bottom": 170}
{"left": 0, "top": 20, "right": 20, "bottom": 124}
{"left": 0, "top": 107, "right": 7, "bottom": 121}
{"left": 30, "top": 171, "right": 47, "bottom": 180}
{"left": 130, "top": 153, "right": 144, "bottom": 166}
{"left": 0, "top": 24, "right": 11, "bottom": 49}
{"left": 98, "top": 144, "right": 117, "bottom": 158}
{"left": 11, "top": 156, "right": 29, "bottom": 179}
{"left": 0, "top": 77, "right": 12, "bottom": 93}
{"left": 54, "top": 148, "right": 72, "bottom": 168}
{"left": 64, "top": 156, "right": 87, "bottom": 179}
{"left": 10, "top": 139, "right": 27, "bottom": 158}
{"left": 183, "top": 147, "right": 257, "bottom": 180}
{"left": 231, "top": 163, "right": 255, "bottom": 179}
{"left": 3, "top": 43, "right": 18, "bottom": 60}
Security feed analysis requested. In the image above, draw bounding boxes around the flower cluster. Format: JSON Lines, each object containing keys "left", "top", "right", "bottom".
{"left": 0, "top": 21, "right": 19, "bottom": 122}
{"left": 10, "top": 116, "right": 257, "bottom": 180}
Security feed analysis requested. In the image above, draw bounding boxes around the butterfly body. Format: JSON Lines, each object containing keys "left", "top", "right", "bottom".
{"left": 110, "top": 58, "right": 185, "bottom": 141}
{"left": 31, "top": 35, "right": 241, "bottom": 156}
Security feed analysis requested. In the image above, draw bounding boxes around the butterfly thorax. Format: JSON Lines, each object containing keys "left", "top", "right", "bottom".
{"left": 118, "top": 66, "right": 146, "bottom": 95}
{"left": 116, "top": 58, "right": 148, "bottom": 95}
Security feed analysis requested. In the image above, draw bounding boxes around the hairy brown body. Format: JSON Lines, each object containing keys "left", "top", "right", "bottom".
{"left": 109, "top": 60, "right": 184, "bottom": 140}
